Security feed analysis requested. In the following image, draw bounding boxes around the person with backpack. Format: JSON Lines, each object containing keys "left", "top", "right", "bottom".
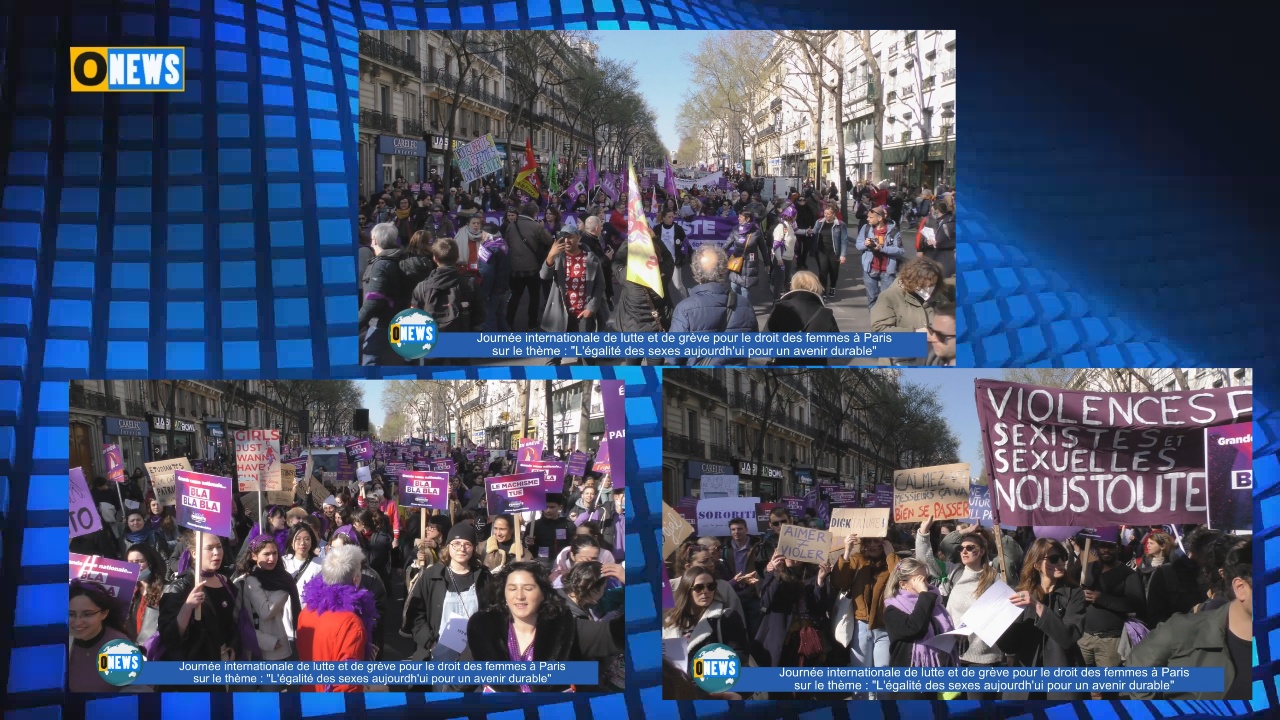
{"left": 503, "top": 202, "right": 553, "bottom": 331}
{"left": 411, "top": 237, "right": 484, "bottom": 333}
{"left": 668, "top": 245, "right": 758, "bottom": 366}
{"left": 539, "top": 226, "right": 607, "bottom": 333}
{"left": 359, "top": 223, "right": 410, "bottom": 366}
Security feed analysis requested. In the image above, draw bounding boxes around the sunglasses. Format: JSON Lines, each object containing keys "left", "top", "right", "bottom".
{"left": 1045, "top": 554, "right": 1066, "bottom": 565}
{"left": 960, "top": 544, "right": 982, "bottom": 553}
{"left": 690, "top": 583, "right": 715, "bottom": 593}
{"left": 926, "top": 324, "right": 955, "bottom": 342}
{"left": 770, "top": 521, "right": 783, "bottom": 527}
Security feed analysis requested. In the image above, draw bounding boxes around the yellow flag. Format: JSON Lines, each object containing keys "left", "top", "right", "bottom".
{"left": 625, "top": 160, "right": 664, "bottom": 297}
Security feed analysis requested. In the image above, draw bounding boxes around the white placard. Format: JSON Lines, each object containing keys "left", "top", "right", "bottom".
{"left": 700, "top": 475, "right": 739, "bottom": 499}
{"left": 695, "top": 497, "right": 760, "bottom": 537}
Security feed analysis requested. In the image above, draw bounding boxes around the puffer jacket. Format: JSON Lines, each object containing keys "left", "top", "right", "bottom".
{"left": 669, "top": 282, "right": 759, "bottom": 365}
{"left": 723, "top": 224, "right": 763, "bottom": 288}
{"left": 854, "top": 220, "right": 904, "bottom": 275}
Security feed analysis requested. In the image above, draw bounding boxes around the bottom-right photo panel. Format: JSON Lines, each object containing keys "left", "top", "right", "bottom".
{"left": 660, "top": 367, "right": 1254, "bottom": 701}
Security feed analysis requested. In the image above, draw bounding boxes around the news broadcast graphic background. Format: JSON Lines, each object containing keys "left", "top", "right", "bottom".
{"left": 0, "top": 0, "right": 1274, "bottom": 719}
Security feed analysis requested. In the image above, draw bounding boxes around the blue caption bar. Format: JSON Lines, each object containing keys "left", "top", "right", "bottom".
{"left": 736, "top": 667, "right": 1224, "bottom": 693}
{"left": 135, "top": 660, "right": 598, "bottom": 686}
{"left": 421, "top": 332, "right": 927, "bottom": 359}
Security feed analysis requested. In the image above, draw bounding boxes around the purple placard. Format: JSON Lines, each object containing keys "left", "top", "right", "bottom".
{"left": 430, "top": 458, "right": 456, "bottom": 477}
{"left": 70, "top": 553, "right": 141, "bottom": 618}
{"left": 966, "top": 484, "right": 994, "bottom": 527}
{"left": 566, "top": 451, "right": 589, "bottom": 477}
{"left": 520, "top": 459, "right": 566, "bottom": 494}
{"left": 385, "top": 462, "right": 407, "bottom": 479}
{"left": 517, "top": 439, "right": 544, "bottom": 464}
{"left": 1205, "top": 422, "right": 1252, "bottom": 530}
{"left": 779, "top": 496, "right": 806, "bottom": 515}
{"left": 864, "top": 484, "right": 895, "bottom": 509}
{"left": 486, "top": 472, "right": 547, "bottom": 515}
{"left": 346, "top": 439, "right": 373, "bottom": 462}
{"left": 1033, "top": 526, "right": 1085, "bottom": 543}
{"left": 175, "top": 469, "right": 233, "bottom": 538}
{"left": 401, "top": 471, "right": 450, "bottom": 511}
{"left": 69, "top": 466, "right": 103, "bottom": 539}
{"left": 662, "top": 562, "right": 674, "bottom": 610}
{"left": 602, "top": 380, "right": 626, "bottom": 491}
{"left": 103, "top": 444, "right": 127, "bottom": 484}
{"left": 828, "top": 490, "right": 860, "bottom": 507}
{"left": 282, "top": 458, "right": 306, "bottom": 479}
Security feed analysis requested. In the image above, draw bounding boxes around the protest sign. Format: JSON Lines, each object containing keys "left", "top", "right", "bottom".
{"left": 780, "top": 496, "right": 806, "bottom": 515}
{"left": 662, "top": 562, "right": 675, "bottom": 610}
{"left": 346, "top": 439, "right": 373, "bottom": 462}
{"left": 103, "top": 444, "right": 126, "bottom": 484}
{"left": 145, "top": 457, "right": 190, "bottom": 507}
{"left": 593, "top": 440, "right": 611, "bottom": 479}
{"left": 676, "top": 215, "right": 738, "bottom": 250}
{"left": 1204, "top": 422, "right": 1252, "bottom": 530}
{"left": 696, "top": 497, "right": 761, "bottom": 537}
{"left": 867, "top": 484, "right": 895, "bottom": 509}
{"left": 520, "top": 459, "right": 566, "bottom": 493}
{"left": 69, "top": 553, "right": 141, "bottom": 617}
{"left": 69, "top": 466, "right": 102, "bottom": 538}
{"left": 975, "top": 380, "right": 1252, "bottom": 526}
{"left": 776, "top": 524, "right": 833, "bottom": 565}
{"left": 430, "top": 458, "right": 456, "bottom": 477}
{"left": 486, "top": 472, "right": 547, "bottom": 515}
{"left": 967, "top": 484, "right": 994, "bottom": 527}
{"left": 174, "top": 470, "right": 233, "bottom": 537}
{"left": 456, "top": 134, "right": 504, "bottom": 184}
{"left": 828, "top": 490, "right": 860, "bottom": 507}
{"left": 517, "top": 439, "right": 544, "bottom": 464}
{"left": 925, "top": 579, "right": 1023, "bottom": 652}
{"left": 401, "top": 471, "right": 450, "bottom": 511}
{"left": 282, "top": 458, "right": 306, "bottom": 479}
{"left": 893, "top": 462, "right": 970, "bottom": 523}
{"left": 754, "top": 502, "right": 778, "bottom": 533}
{"left": 602, "top": 380, "right": 626, "bottom": 490}
{"left": 1033, "top": 526, "right": 1084, "bottom": 543}
{"left": 662, "top": 501, "right": 694, "bottom": 557}
{"left": 235, "top": 428, "right": 281, "bottom": 492}
{"left": 356, "top": 465, "right": 372, "bottom": 484}
{"left": 566, "top": 451, "right": 589, "bottom": 477}
{"left": 827, "top": 508, "right": 891, "bottom": 551}
{"left": 1076, "top": 526, "right": 1120, "bottom": 543}
{"left": 700, "top": 474, "right": 739, "bottom": 499}
{"left": 267, "top": 464, "right": 296, "bottom": 505}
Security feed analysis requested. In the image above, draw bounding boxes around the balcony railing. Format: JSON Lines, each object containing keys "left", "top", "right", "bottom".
{"left": 360, "top": 33, "right": 421, "bottom": 74}
{"left": 887, "top": 91, "right": 897, "bottom": 103}
{"left": 708, "top": 443, "right": 732, "bottom": 462}
{"left": 402, "top": 116, "right": 424, "bottom": 136}
{"left": 921, "top": 76, "right": 935, "bottom": 92}
{"left": 669, "top": 371, "right": 727, "bottom": 401}
{"left": 126, "top": 399, "right": 145, "bottom": 417}
{"left": 665, "top": 433, "right": 706, "bottom": 458}
{"left": 942, "top": 67, "right": 956, "bottom": 83}
{"left": 71, "top": 385, "right": 115, "bottom": 413}
{"left": 361, "top": 108, "right": 399, "bottom": 133}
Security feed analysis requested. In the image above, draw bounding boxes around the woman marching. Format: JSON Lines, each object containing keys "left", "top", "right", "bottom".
{"left": 68, "top": 580, "right": 151, "bottom": 692}
{"left": 662, "top": 565, "right": 752, "bottom": 676}
{"left": 281, "top": 522, "right": 324, "bottom": 605}
{"left": 157, "top": 531, "right": 259, "bottom": 677}
{"left": 755, "top": 551, "right": 835, "bottom": 685}
{"left": 232, "top": 533, "right": 303, "bottom": 662}
{"left": 124, "top": 542, "right": 167, "bottom": 646}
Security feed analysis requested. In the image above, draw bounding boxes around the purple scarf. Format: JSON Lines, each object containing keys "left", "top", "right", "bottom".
{"left": 301, "top": 573, "right": 380, "bottom": 660}
{"left": 507, "top": 622, "right": 536, "bottom": 692}
{"left": 883, "top": 586, "right": 957, "bottom": 667}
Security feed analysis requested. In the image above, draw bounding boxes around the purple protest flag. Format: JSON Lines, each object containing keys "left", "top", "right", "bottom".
{"left": 664, "top": 157, "right": 679, "bottom": 199}
{"left": 519, "top": 459, "right": 566, "bottom": 494}
{"left": 69, "top": 466, "right": 103, "bottom": 539}
{"left": 401, "top": 471, "right": 450, "bottom": 511}
{"left": 486, "top": 472, "right": 547, "bottom": 515}
{"left": 174, "top": 469, "right": 234, "bottom": 538}
{"left": 1034, "top": 526, "right": 1085, "bottom": 543}
{"left": 602, "top": 380, "right": 626, "bottom": 490}
{"left": 70, "top": 553, "right": 141, "bottom": 618}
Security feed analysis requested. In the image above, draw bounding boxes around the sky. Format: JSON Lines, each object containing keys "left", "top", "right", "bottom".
{"left": 592, "top": 31, "right": 713, "bottom": 155}
{"left": 898, "top": 369, "right": 1007, "bottom": 477}
{"left": 358, "top": 380, "right": 386, "bottom": 429}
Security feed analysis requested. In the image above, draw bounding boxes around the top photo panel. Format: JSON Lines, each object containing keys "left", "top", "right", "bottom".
{"left": 357, "top": 30, "right": 958, "bottom": 367}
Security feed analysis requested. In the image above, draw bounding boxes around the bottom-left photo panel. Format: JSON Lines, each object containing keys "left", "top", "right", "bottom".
{"left": 66, "top": 378, "right": 627, "bottom": 694}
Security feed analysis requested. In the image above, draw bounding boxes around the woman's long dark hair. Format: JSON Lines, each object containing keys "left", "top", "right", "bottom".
{"left": 236, "top": 534, "right": 279, "bottom": 579}
{"left": 126, "top": 542, "right": 167, "bottom": 608}
{"left": 285, "top": 522, "right": 320, "bottom": 559}
{"left": 1017, "top": 538, "right": 1071, "bottom": 602}
{"left": 490, "top": 561, "right": 565, "bottom": 622}
{"left": 69, "top": 579, "right": 128, "bottom": 636}
{"left": 563, "top": 561, "right": 607, "bottom": 608}
{"left": 664, "top": 566, "right": 718, "bottom": 634}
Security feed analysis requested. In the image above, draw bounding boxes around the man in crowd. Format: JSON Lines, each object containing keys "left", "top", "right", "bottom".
{"left": 527, "top": 494, "right": 576, "bottom": 571}
{"left": 1079, "top": 537, "right": 1146, "bottom": 698}
{"left": 359, "top": 223, "right": 409, "bottom": 366}
{"left": 926, "top": 303, "right": 957, "bottom": 366}
{"left": 668, "top": 246, "right": 757, "bottom": 364}
{"left": 723, "top": 517, "right": 766, "bottom": 638}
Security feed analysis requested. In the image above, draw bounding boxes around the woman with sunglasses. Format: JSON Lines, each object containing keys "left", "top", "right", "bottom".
{"left": 663, "top": 566, "right": 751, "bottom": 674}
{"left": 915, "top": 513, "right": 1002, "bottom": 697}
{"left": 997, "top": 537, "right": 1086, "bottom": 700}
{"left": 882, "top": 558, "right": 957, "bottom": 692}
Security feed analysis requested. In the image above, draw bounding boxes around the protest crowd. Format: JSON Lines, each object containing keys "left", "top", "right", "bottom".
{"left": 357, "top": 153, "right": 957, "bottom": 366}
{"left": 68, "top": 434, "right": 626, "bottom": 694}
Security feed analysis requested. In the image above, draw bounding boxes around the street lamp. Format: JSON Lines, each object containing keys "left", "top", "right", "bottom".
{"left": 940, "top": 106, "right": 954, "bottom": 189}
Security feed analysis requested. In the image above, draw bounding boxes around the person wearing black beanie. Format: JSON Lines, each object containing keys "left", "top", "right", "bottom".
{"left": 402, "top": 511, "right": 491, "bottom": 675}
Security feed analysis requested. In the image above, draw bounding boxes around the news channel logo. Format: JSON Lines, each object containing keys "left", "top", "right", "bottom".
{"left": 690, "top": 643, "right": 740, "bottom": 693}
{"left": 97, "top": 638, "right": 144, "bottom": 687}
{"left": 70, "top": 47, "right": 185, "bottom": 92}
{"left": 390, "top": 308, "right": 437, "bottom": 361}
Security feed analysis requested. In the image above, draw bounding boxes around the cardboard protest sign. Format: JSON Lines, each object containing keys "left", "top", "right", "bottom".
{"left": 486, "top": 472, "right": 547, "bottom": 515}
{"left": 662, "top": 501, "right": 694, "bottom": 557}
{"left": 699, "top": 475, "right": 739, "bottom": 498}
{"left": 174, "top": 469, "right": 233, "bottom": 537}
{"left": 1205, "top": 422, "right": 1252, "bottom": 530}
{"left": 267, "top": 464, "right": 296, "bottom": 506}
{"left": 520, "top": 459, "right": 566, "bottom": 493}
{"left": 517, "top": 439, "right": 543, "bottom": 464}
{"left": 566, "top": 451, "right": 589, "bottom": 477}
{"left": 145, "top": 457, "right": 190, "bottom": 507}
{"left": 235, "top": 429, "right": 281, "bottom": 492}
{"left": 401, "top": 471, "right": 450, "bottom": 511}
{"left": 827, "top": 508, "right": 891, "bottom": 551}
{"left": 69, "top": 467, "right": 102, "bottom": 538}
{"left": 282, "top": 458, "right": 306, "bottom": 479}
{"left": 103, "top": 444, "right": 127, "bottom": 484}
{"left": 775, "top": 523, "right": 833, "bottom": 565}
{"left": 602, "top": 380, "right": 626, "bottom": 490}
{"left": 893, "top": 462, "right": 970, "bottom": 523}
{"left": 975, "top": 380, "right": 1253, "bottom": 526}
{"left": 696, "top": 497, "right": 761, "bottom": 537}
{"left": 966, "top": 484, "right": 994, "bottom": 527}
{"left": 69, "top": 553, "right": 141, "bottom": 617}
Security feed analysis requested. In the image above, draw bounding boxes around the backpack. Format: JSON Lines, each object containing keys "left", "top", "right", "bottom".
{"left": 424, "top": 280, "right": 474, "bottom": 332}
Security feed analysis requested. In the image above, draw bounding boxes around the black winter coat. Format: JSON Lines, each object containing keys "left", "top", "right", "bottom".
{"left": 996, "top": 585, "right": 1085, "bottom": 673}
{"left": 921, "top": 211, "right": 956, "bottom": 278}
{"left": 611, "top": 242, "right": 673, "bottom": 331}
{"left": 403, "top": 563, "right": 492, "bottom": 659}
{"left": 359, "top": 248, "right": 411, "bottom": 359}
{"left": 462, "top": 606, "right": 625, "bottom": 692}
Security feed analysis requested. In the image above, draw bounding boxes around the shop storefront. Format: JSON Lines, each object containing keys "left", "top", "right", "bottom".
{"left": 149, "top": 415, "right": 198, "bottom": 460}
{"left": 427, "top": 134, "right": 467, "bottom": 179}
{"left": 105, "top": 416, "right": 150, "bottom": 476}
{"left": 736, "top": 460, "right": 785, "bottom": 502}
{"left": 378, "top": 135, "right": 426, "bottom": 187}
{"left": 793, "top": 466, "right": 814, "bottom": 496}
{"left": 204, "top": 421, "right": 226, "bottom": 464}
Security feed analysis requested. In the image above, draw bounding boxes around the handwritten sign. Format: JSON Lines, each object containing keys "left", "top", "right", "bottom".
{"left": 695, "top": 497, "right": 761, "bottom": 537}
{"left": 827, "top": 508, "right": 891, "bottom": 550}
{"left": 145, "top": 457, "right": 191, "bottom": 507}
{"left": 893, "top": 462, "right": 970, "bottom": 523}
{"left": 174, "top": 470, "right": 233, "bottom": 537}
{"left": 775, "top": 523, "right": 833, "bottom": 565}
{"left": 662, "top": 502, "right": 694, "bottom": 558}
{"left": 69, "top": 466, "right": 102, "bottom": 538}
{"left": 966, "top": 484, "right": 994, "bottom": 527}
{"left": 235, "top": 428, "right": 281, "bottom": 492}
{"left": 267, "top": 464, "right": 296, "bottom": 506}
{"left": 401, "top": 471, "right": 450, "bottom": 511}
{"left": 699, "top": 474, "right": 739, "bottom": 499}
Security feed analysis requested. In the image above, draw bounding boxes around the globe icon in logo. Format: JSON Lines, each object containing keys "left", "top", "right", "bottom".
{"left": 97, "top": 638, "right": 144, "bottom": 687}
{"left": 690, "top": 643, "right": 740, "bottom": 694}
{"left": 389, "top": 308, "right": 438, "bottom": 361}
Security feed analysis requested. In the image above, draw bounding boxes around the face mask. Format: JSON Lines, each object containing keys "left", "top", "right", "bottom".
{"left": 138, "top": 568, "right": 152, "bottom": 582}
{"left": 916, "top": 287, "right": 932, "bottom": 302}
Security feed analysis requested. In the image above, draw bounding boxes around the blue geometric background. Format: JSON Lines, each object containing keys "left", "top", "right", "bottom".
{"left": 0, "top": 1, "right": 1274, "bottom": 719}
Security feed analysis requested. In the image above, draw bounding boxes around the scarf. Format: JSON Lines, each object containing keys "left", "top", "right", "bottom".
{"left": 395, "top": 207, "right": 411, "bottom": 221}
{"left": 507, "top": 622, "right": 536, "bottom": 692}
{"left": 301, "top": 573, "right": 380, "bottom": 660}
{"left": 124, "top": 525, "right": 156, "bottom": 547}
{"left": 883, "top": 587, "right": 957, "bottom": 667}
{"left": 736, "top": 221, "right": 757, "bottom": 238}
{"left": 869, "top": 224, "right": 890, "bottom": 274}
{"left": 251, "top": 563, "right": 303, "bottom": 635}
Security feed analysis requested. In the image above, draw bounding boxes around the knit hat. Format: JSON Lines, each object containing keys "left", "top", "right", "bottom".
{"left": 446, "top": 523, "right": 478, "bottom": 546}
{"left": 322, "top": 495, "right": 338, "bottom": 507}
{"left": 287, "top": 507, "right": 309, "bottom": 522}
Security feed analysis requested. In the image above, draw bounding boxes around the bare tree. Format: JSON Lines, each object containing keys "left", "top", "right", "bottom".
{"left": 776, "top": 31, "right": 846, "bottom": 201}
{"left": 897, "top": 31, "right": 944, "bottom": 187}
{"left": 432, "top": 31, "right": 509, "bottom": 192}
{"left": 853, "top": 30, "right": 886, "bottom": 181}
{"left": 576, "top": 381, "right": 594, "bottom": 454}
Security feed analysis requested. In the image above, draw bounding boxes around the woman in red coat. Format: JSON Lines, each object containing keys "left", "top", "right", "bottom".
{"left": 296, "top": 544, "right": 379, "bottom": 692}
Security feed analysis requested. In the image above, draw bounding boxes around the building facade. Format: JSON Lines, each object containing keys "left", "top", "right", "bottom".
{"left": 1069, "top": 368, "right": 1253, "bottom": 393}
{"left": 359, "top": 30, "right": 427, "bottom": 198}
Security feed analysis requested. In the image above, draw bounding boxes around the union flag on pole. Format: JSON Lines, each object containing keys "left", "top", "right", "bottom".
{"left": 514, "top": 137, "right": 540, "bottom": 199}
{"left": 625, "top": 160, "right": 664, "bottom": 297}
